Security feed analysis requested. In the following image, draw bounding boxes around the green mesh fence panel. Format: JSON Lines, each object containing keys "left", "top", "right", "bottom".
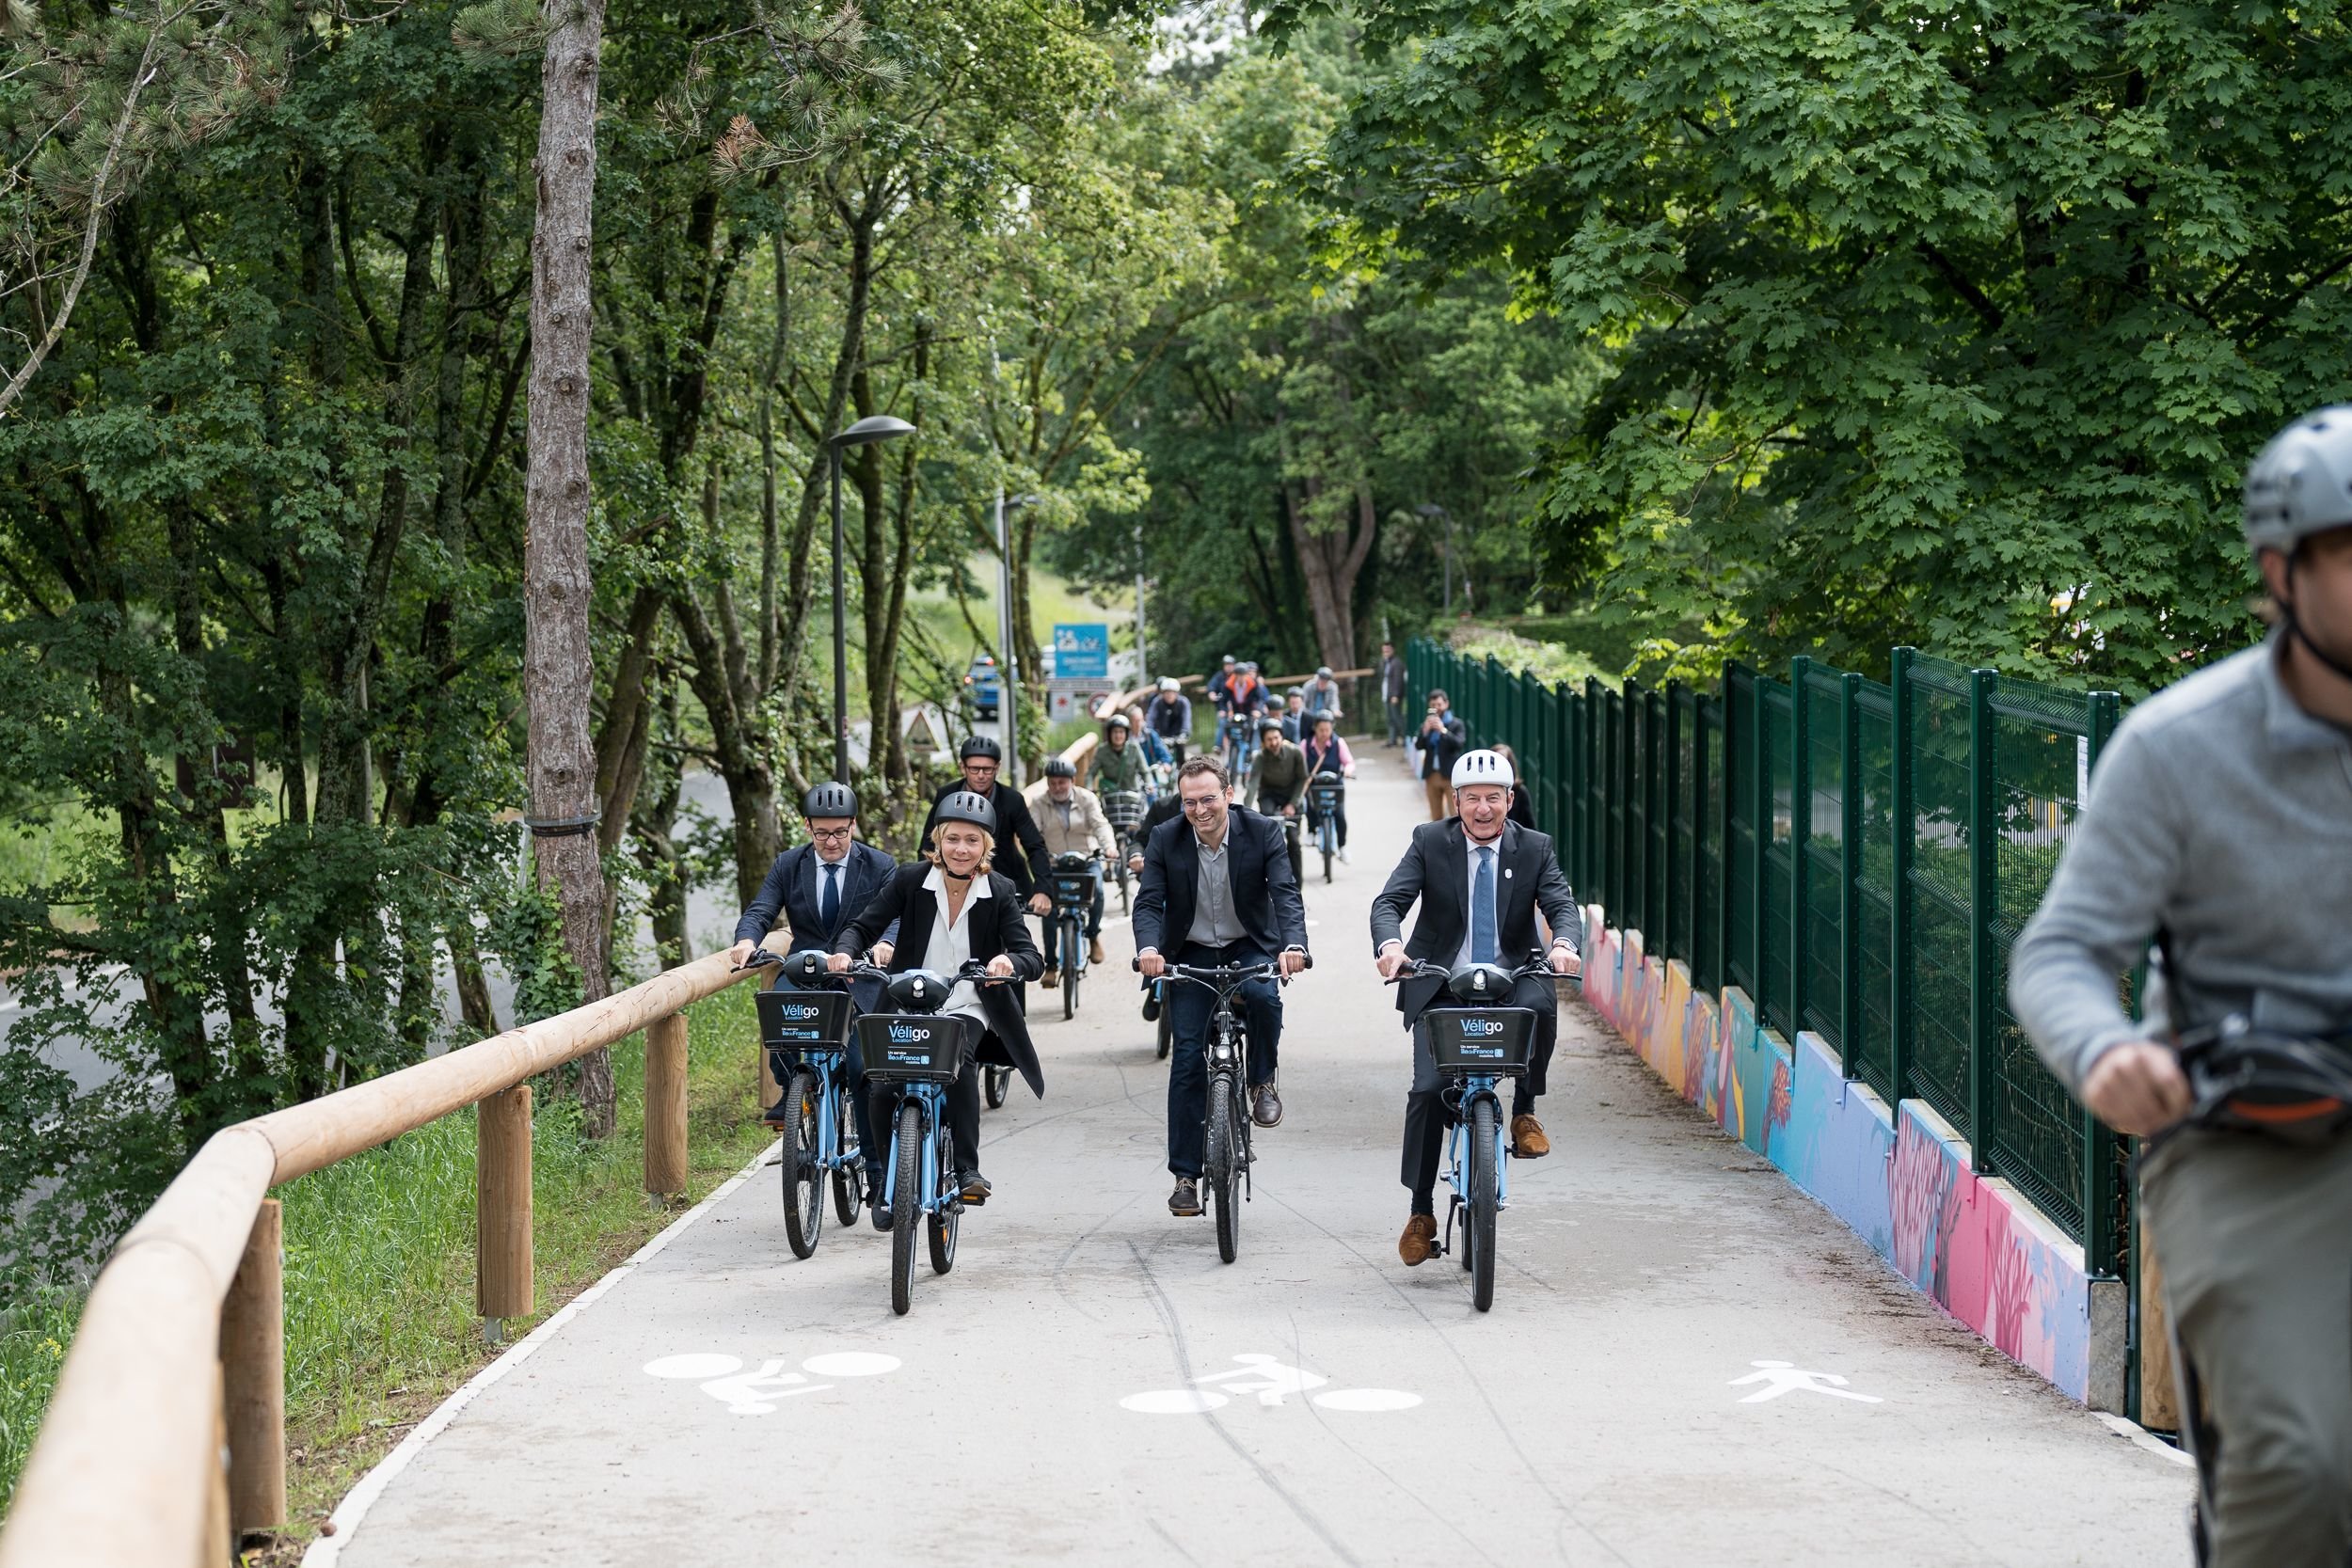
{"left": 1626, "top": 690, "right": 1649, "bottom": 936}
{"left": 1760, "top": 678, "right": 1795, "bottom": 1037}
{"left": 1984, "top": 676, "right": 2098, "bottom": 1236}
{"left": 1697, "top": 697, "right": 1724, "bottom": 994}
{"left": 1726, "top": 669, "right": 1757, "bottom": 999}
{"left": 1802, "top": 667, "right": 1846, "bottom": 1049}
{"left": 1906, "top": 655, "right": 1974, "bottom": 1136}
{"left": 1671, "top": 689, "right": 1697, "bottom": 966}
{"left": 1851, "top": 679, "right": 1898, "bottom": 1102}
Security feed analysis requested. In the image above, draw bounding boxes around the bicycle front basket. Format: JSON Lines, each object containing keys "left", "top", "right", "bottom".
{"left": 1423, "top": 1006, "right": 1536, "bottom": 1076}
{"left": 1053, "top": 870, "right": 1096, "bottom": 907}
{"left": 857, "top": 1013, "right": 972, "bottom": 1083}
{"left": 756, "top": 988, "right": 852, "bottom": 1051}
{"left": 1102, "top": 790, "right": 1148, "bottom": 829}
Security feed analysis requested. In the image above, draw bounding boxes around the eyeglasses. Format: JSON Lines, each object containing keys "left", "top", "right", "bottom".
{"left": 1180, "top": 795, "right": 1222, "bottom": 814}
{"left": 807, "top": 826, "right": 853, "bottom": 843}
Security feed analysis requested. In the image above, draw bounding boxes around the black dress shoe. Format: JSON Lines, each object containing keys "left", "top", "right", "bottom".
{"left": 1168, "top": 1177, "right": 1201, "bottom": 1216}
{"left": 1251, "top": 1081, "right": 1283, "bottom": 1128}
{"left": 870, "top": 1185, "right": 892, "bottom": 1230}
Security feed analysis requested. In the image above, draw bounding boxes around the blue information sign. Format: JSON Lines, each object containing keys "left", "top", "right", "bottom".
{"left": 1053, "top": 623, "right": 1110, "bottom": 679}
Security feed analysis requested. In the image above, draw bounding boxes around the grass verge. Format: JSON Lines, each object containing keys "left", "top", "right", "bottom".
{"left": 0, "top": 980, "right": 775, "bottom": 1562}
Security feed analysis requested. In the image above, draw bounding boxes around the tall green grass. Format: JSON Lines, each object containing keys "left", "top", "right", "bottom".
{"left": 0, "top": 980, "right": 775, "bottom": 1531}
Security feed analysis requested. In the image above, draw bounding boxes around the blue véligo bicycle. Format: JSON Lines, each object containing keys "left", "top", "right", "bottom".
{"left": 1388, "top": 952, "right": 1569, "bottom": 1311}
{"left": 847, "top": 959, "right": 1002, "bottom": 1317}
{"left": 737, "top": 950, "right": 866, "bottom": 1259}
{"left": 1308, "top": 773, "right": 1344, "bottom": 883}
{"left": 1049, "top": 852, "right": 1099, "bottom": 1021}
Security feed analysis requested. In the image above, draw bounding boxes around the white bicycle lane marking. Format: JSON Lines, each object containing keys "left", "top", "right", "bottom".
{"left": 644, "top": 1351, "right": 901, "bottom": 1415}
{"left": 1120, "top": 1353, "right": 1422, "bottom": 1414}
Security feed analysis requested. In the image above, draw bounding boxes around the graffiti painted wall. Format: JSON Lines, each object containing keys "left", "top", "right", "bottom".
{"left": 1577, "top": 912, "right": 2098, "bottom": 1402}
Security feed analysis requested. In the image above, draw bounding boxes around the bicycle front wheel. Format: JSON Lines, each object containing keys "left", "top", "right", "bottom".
{"left": 831, "top": 1081, "right": 863, "bottom": 1226}
{"left": 1207, "top": 1073, "right": 1241, "bottom": 1264}
{"left": 1155, "top": 999, "right": 1172, "bottom": 1060}
{"left": 929, "top": 1115, "right": 959, "bottom": 1275}
{"left": 1063, "top": 940, "right": 1080, "bottom": 1020}
{"left": 891, "top": 1101, "right": 922, "bottom": 1316}
{"left": 781, "top": 1070, "right": 823, "bottom": 1259}
{"left": 1469, "top": 1097, "right": 1499, "bottom": 1311}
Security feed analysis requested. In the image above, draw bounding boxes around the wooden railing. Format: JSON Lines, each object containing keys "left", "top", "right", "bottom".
{"left": 0, "top": 942, "right": 775, "bottom": 1568}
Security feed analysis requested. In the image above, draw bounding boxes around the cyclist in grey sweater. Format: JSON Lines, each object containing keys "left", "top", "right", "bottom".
{"left": 2010, "top": 406, "right": 2352, "bottom": 1567}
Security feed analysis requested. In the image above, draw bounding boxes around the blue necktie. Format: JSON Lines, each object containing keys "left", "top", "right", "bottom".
{"left": 1471, "top": 846, "right": 1498, "bottom": 964}
{"left": 820, "top": 862, "right": 841, "bottom": 933}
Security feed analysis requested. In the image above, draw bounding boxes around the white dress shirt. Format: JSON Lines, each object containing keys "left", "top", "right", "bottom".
{"left": 922, "top": 865, "right": 993, "bottom": 1029}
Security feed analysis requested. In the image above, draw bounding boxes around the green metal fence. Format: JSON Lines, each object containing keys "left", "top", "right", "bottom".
{"left": 1406, "top": 639, "right": 2127, "bottom": 1275}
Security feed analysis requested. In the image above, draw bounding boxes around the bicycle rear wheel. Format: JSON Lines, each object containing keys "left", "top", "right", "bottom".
{"left": 928, "top": 1116, "right": 959, "bottom": 1275}
{"left": 983, "top": 1063, "right": 1010, "bottom": 1109}
{"left": 780, "top": 1070, "right": 823, "bottom": 1259}
{"left": 1207, "top": 1072, "right": 1240, "bottom": 1264}
{"left": 1469, "top": 1097, "right": 1499, "bottom": 1311}
{"left": 1063, "top": 937, "right": 1080, "bottom": 1020}
{"left": 890, "top": 1101, "right": 922, "bottom": 1316}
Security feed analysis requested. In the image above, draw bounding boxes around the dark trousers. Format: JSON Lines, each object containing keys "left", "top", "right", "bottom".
{"left": 868, "top": 1028, "right": 984, "bottom": 1177}
{"left": 1306, "top": 794, "right": 1348, "bottom": 847}
{"left": 767, "top": 972, "right": 881, "bottom": 1179}
{"left": 1166, "top": 941, "right": 1281, "bottom": 1178}
{"left": 1401, "top": 975, "right": 1559, "bottom": 1212}
{"left": 1385, "top": 698, "right": 1406, "bottom": 744}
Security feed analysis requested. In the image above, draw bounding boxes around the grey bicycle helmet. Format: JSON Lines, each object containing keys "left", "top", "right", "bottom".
{"left": 802, "top": 781, "right": 857, "bottom": 819}
{"left": 958, "top": 735, "right": 1003, "bottom": 763}
{"left": 1258, "top": 715, "right": 1285, "bottom": 736}
{"left": 1308, "top": 708, "right": 1334, "bottom": 726}
{"left": 1043, "top": 755, "right": 1077, "bottom": 779}
{"left": 1104, "top": 711, "right": 1132, "bottom": 733}
{"left": 1316, "top": 665, "right": 1333, "bottom": 679}
{"left": 2246, "top": 406, "right": 2352, "bottom": 558}
{"left": 933, "top": 788, "right": 997, "bottom": 834}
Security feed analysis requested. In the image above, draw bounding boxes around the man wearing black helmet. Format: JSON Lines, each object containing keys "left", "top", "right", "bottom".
{"left": 921, "top": 735, "right": 1055, "bottom": 921}
{"left": 728, "top": 783, "right": 900, "bottom": 1191}
{"left": 2010, "top": 407, "right": 2352, "bottom": 1565}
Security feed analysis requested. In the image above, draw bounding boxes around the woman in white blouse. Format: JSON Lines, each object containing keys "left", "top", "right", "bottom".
{"left": 832, "top": 790, "right": 1045, "bottom": 1221}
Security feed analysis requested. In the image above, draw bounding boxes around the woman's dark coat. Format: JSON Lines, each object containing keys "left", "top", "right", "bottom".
{"left": 833, "top": 863, "right": 1048, "bottom": 1099}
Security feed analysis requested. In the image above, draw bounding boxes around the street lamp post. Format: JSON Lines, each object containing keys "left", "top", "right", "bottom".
{"left": 830, "top": 415, "right": 917, "bottom": 785}
{"left": 994, "top": 490, "right": 1040, "bottom": 786}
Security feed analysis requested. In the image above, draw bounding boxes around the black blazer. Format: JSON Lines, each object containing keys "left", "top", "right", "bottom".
{"left": 1133, "top": 806, "right": 1309, "bottom": 960}
{"left": 735, "top": 840, "right": 898, "bottom": 952}
{"left": 1369, "top": 818, "right": 1578, "bottom": 1025}
{"left": 920, "top": 780, "right": 1053, "bottom": 898}
{"left": 833, "top": 863, "right": 1048, "bottom": 1099}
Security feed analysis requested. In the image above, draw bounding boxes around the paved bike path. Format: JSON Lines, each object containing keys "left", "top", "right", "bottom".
{"left": 329, "top": 757, "right": 2189, "bottom": 1567}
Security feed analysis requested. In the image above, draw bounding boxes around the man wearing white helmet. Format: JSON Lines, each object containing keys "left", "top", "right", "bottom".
{"left": 2010, "top": 407, "right": 2352, "bottom": 1565}
{"left": 1371, "top": 748, "right": 1581, "bottom": 1265}
{"left": 1145, "top": 675, "right": 1193, "bottom": 764}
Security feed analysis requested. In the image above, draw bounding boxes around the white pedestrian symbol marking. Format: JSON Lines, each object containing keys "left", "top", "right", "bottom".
{"left": 1728, "top": 1360, "right": 1883, "bottom": 1405}
{"left": 644, "top": 1351, "right": 900, "bottom": 1416}
{"left": 1120, "top": 1354, "right": 1422, "bottom": 1414}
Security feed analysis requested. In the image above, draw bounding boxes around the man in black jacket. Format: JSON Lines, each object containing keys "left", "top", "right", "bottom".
{"left": 1372, "top": 749, "right": 1581, "bottom": 1265}
{"left": 920, "top": 735, "right": 1054, "bottom": 919}
{"left": 727, "top": 782, "right": 899, "bottom": 1180}
{"left": 1136, "top": 755, "right": 1309, "bottom": 1217}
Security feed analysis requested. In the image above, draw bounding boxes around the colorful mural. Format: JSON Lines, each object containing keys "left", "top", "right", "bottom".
{"left": 1575, "top": 916, "right": 2099, "bottom": 1403}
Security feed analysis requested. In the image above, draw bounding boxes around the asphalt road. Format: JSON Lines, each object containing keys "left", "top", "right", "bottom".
{"left": 323, "top": 755, "right": 2191, "bottom": 1568}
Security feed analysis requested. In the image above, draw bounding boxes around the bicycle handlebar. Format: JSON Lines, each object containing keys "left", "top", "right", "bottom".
{"left": 1383, "top": 950, "right": 1571, "bottom": 987}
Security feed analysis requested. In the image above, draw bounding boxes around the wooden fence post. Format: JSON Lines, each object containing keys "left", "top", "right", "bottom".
{"left": 645, "top": 1012, "right": 690, "bottom": 1197}
{"left": 219, "top": 1198, "right": 284, "bottom": 1539}
{"left": 477, "top": 1085, "right": 533, "bottom": 1325}
{"left": 205, "top": 1364, "right": 230, "bottom": 1567}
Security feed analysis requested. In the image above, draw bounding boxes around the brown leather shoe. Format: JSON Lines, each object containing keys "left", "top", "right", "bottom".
{"left": 1511, "top": 1114, "right": 1550, "bottom": 1159}
{"left": 1089, "top": 935, "right": 1106, "bottom": 965}
{"left": 1398, "top": 1212, "right": 1438, "bottom": 1266}
{"left": 1040, "top": 967, "right": 1061, "bottom": 989}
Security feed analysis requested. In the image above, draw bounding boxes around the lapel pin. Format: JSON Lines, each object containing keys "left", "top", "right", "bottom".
{"left": 1504, "top": 867, "right": 1513, "bottom": 879}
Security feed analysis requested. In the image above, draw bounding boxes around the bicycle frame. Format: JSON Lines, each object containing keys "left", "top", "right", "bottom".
{"left": 878, "top": 1079, "right": 954, "bottom": 1218}
{"left": 795, "top": 1044, "right": 860, "bottom": 1177}
{"left": 1442, "top": 1074, "right": 1511, "bottom": 1227}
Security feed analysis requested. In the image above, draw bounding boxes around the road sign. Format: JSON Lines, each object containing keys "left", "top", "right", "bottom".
{"left": 1053, "top": 623, "right": 1109, "bottom": 679}
{"left": 904, "top": 707, "right": 940, "bottom": 755}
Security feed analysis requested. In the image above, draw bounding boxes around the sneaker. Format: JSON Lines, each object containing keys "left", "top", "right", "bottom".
{"left": 1168, "top": 1177, "right": 1202, "bottom": 1216}
{"left": 1336, "top": 847, "right": 1350, "bottom": 863}
{"left": 760, "top": 1100, "right": 791, "bottom": 1127}
{"left": 1041, "top": 967, "right": 1061, "bottom": 989}
{"left": 959, "top": 1170, "right": 993, "bottom": 1204}
{"left": 870, "top": 1186, "right": 892, "bottom": 1231}
{"left": 1089, "top": 935, "right": 1106, "bottom": 965}
{"left": 1251, "top": 1081, "right": 1283, "bottom": 1128}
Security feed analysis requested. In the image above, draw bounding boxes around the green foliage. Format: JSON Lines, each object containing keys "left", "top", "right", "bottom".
{"left": 1278, "top": 0, "right": 2343, "bottom": 692}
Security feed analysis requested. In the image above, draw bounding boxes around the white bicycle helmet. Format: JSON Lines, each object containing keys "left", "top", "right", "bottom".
{"left": 1452, "top": 748, "right": 1514, "bottom": 790}
{"left": 2245, "top": 405, "right": 2352, "bottom": 558}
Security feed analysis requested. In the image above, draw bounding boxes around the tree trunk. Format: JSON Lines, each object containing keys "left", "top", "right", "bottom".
{"left": 523, "top": 0, "right": 614, "bottom": 1136}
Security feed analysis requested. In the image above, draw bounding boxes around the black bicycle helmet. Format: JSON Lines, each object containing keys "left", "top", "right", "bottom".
{"left": 802, "top": 781, "right": 857, "bottom": 819}
{"left": 959, "top": 735, "right": 1003, "bottom": 763}
{"left": 933, "top": 788, "right": 997, "bottom": 834}
{"left": 1104, "top": 711, "right": 1132, "bottom": 733}
{"left": 1258, "top": 715, "right": 1285, "bottom": 736}
{"left": 1043, "top": 755, "right": 1076, "bottom": 779}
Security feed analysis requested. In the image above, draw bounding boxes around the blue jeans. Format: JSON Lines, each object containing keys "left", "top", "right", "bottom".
{"left": 1165, "top": 941, "right": 1282, "bottom": 1178}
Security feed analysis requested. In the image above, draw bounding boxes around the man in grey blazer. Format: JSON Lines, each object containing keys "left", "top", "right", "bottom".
{"left": 1371, "top": 749, "right": 1581, "bottom": 1265}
